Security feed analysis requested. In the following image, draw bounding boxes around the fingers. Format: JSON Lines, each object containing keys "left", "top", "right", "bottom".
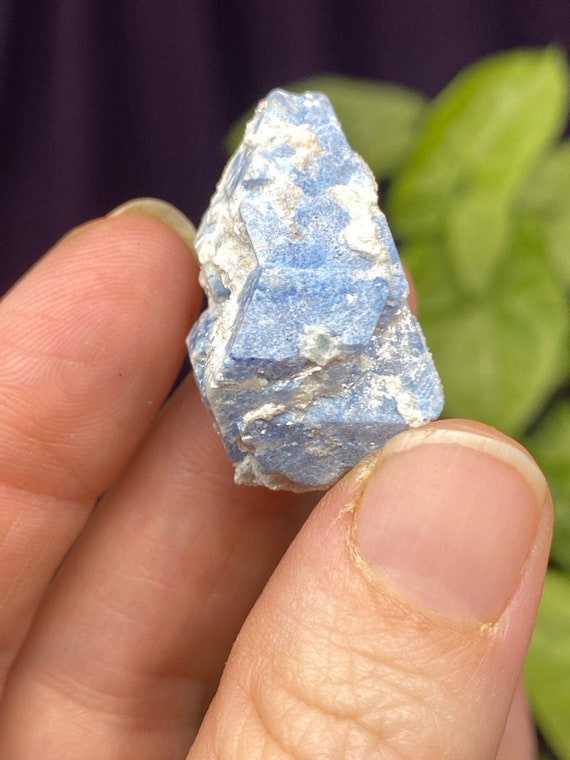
{"left": 0, "top": 251, "right": 422, "bottom": 756}
{"left": 496, "top": 679, "right": 537, "bottom": 760}
{"left": 189, "top": 421, "right": 551, "bottom": 759}
{"left": 0, "top": 213, "right": 544, "bottom": 760}
{"left": 0, "top": 376, "right": 315, "bottom": 757}
{"left": 0, "top": 209, "right": 416, "bottom": 755}
{"left": 0, "top": 212, "right": 200, "bottom": 685}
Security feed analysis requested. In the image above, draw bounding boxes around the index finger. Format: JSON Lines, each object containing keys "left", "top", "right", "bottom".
{"left": 0, "top": 209, "right": 199, "bottom": 687}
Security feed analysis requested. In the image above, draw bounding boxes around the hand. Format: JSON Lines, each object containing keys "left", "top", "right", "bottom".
{"left": 0, "top": 208, "right": 551, "bottom": 759}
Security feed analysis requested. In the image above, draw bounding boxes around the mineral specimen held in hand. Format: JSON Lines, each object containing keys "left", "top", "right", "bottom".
{"left": 187, "top": 89, "right": 444, "bottom": 491}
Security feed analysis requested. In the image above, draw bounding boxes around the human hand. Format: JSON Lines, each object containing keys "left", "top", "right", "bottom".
{"left": 0, "top": 207, "right": 551, "bottom": 758}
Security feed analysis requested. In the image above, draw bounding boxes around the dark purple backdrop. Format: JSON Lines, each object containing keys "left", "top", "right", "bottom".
{"left": 1, "top": 0, "right": 569, "bottom": 293}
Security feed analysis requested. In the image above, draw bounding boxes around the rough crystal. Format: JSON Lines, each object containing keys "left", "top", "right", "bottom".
{"left": 187, "top": 89, "right": 444, "bottom": 491}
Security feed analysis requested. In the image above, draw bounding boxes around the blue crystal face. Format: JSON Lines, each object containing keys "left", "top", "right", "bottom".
{"left": 187, "top": 89, "right": 444, "bottom": 491}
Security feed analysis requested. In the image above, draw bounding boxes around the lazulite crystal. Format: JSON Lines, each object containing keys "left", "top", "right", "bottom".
{"left": 187, "top": 89, "right": 444, "bottom": 491}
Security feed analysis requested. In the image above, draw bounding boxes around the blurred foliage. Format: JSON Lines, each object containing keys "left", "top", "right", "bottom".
{"left": 526, "top": 571, "right": 570, "bottom": 760}
{"left": 526, "top": 401, "right": 570, "bottom": 572}
{"left": 228, "top": 47, "right": 570, "bottom": 757}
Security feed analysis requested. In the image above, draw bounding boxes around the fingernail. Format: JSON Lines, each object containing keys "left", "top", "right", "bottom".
{"left": 355, "top": 427, "right": 548, "bottom": 623}
{"left": 108, "top": 198, "right": 197, "bottom": 253}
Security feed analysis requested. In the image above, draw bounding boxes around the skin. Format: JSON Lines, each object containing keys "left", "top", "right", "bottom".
{"left": 0, "top": 213, "right": 550, "bottom": 758}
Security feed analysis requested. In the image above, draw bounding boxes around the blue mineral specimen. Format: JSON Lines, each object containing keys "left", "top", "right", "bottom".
{"left": 187, "top": 89, "right": 444, "bottom": 491}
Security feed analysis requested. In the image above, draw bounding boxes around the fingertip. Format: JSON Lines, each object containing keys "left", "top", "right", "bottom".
{"left": 44, "top": 210, "right": 202, "bottom": 331}
{"left": 352, "top": 421, "right": 549, "bottom": 624}
{"left": 496, "top": 680, "right": 537, "bottom": 760}
{"left": 108, "top": 197, "right": 197, "bottom": 259}
{"left": 402, "top": 263, "right": 418, "bottom": 315}
{"left": 0, "top": 209, "right": 202, "bottom": 502}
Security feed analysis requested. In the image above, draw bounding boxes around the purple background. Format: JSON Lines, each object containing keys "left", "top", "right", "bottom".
{"left": 1, "top": 0, "right": 570, "bottom": 292}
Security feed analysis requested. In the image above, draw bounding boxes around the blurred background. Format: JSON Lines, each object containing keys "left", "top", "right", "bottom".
{"left": 1, "top": 0, "right": 570, "bottom": 292}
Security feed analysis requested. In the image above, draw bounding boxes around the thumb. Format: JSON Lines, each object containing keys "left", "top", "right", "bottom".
{"left": 189, "top": 421, "right": 552, "bottom": 760}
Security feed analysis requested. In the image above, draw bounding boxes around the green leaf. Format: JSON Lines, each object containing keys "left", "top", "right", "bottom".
{"left": 548, "top": 213, "right": 570, "bottom": 286}
{"left": 400, "top": 238, "right": 462, "bottom": 318}
{"left": 388, "top": 47, "right": 569, "bottom": 291}
{"left": 225, "top": 112, "right": 250, "bottom": 157}
{"left": 526, "top": 570, "right": 570, "bottom": 760}
{"left": 522, "top": 140, "right": 570, "bottom": 210}
{"left": 520, "top": 140, "right": 570, "bottom": 285}
{"left": 225, "top": 76, "right": 428, "bottom": 178}
{"left": 526, "top": 400, "right": 570, "bottom": 571}
{"left": 417, "top": 219, "right": 568, "bottom": 435}
{"left": 445, "top": 191, "right": 510, "bottom": 293}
